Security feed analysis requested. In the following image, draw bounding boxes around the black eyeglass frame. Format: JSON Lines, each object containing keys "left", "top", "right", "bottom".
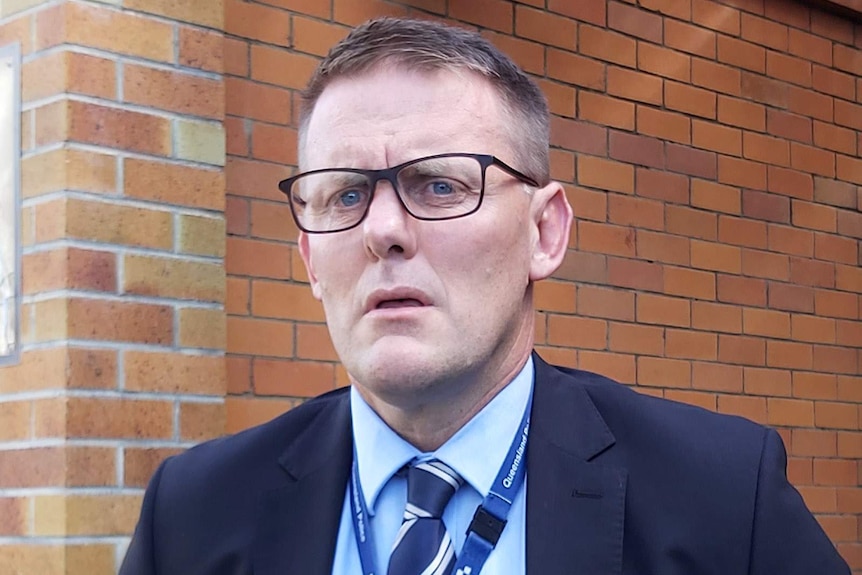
{"left": 277, "top": 153, "right": 540, "bottom": 234}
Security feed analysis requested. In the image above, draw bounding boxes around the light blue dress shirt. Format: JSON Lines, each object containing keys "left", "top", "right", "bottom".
{"left": 332, "top": 356, "right": 534, "bottom": 575}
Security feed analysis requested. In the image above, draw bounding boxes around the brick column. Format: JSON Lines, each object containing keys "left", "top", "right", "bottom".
{"left": 0, "top": 2, "right": 226, "bottom": 573}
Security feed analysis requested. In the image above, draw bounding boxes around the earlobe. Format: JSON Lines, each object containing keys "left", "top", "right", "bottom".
{"left": 529, "top": 182, "right": 573, "bottom": 282}
{"left": 298, "top": 232, "right": 323, "bottom": 300}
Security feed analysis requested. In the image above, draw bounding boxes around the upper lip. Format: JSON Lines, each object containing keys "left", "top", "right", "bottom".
{"left": 365, "top": 287, "right": 432, "bottom": 312}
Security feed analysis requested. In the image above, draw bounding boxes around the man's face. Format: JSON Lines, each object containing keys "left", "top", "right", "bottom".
{"left": 298, "top": 66, "right": 558, "bottom": 411}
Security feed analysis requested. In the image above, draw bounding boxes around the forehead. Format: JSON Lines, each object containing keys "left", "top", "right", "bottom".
{"left": 300, "top": 66, "right": 511, "bottom": 171}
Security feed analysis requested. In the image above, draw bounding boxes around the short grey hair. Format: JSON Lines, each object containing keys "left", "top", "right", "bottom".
{"left": 298, "top": 17, "right": 550, "bottom": 185}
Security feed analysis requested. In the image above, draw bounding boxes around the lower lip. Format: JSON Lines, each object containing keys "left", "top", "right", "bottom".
{"left": 366, "top": 305, "right": 430, "bottom": 317}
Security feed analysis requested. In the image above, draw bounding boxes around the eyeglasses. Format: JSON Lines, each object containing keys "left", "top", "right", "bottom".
{"left": 278, "top": 153, "right": 538, "bottom": 234}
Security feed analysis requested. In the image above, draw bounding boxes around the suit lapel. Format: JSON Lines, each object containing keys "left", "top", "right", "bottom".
{"left": 526, "top": 356, "right": 627, "bottom": 575}
{"left": 253, "top": 393, "right": 353, "bottom": 575}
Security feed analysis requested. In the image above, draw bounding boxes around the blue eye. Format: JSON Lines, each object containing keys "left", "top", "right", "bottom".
{"left": 338, "top": 190, "right": 363, "bottom": 207}
{"left": 431, "top": 181, "right": 454, "bottom": 195}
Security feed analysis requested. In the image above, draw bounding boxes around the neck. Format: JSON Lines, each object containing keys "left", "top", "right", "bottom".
{"left": 356, "top": 351, "right": 532, "bottom": 452}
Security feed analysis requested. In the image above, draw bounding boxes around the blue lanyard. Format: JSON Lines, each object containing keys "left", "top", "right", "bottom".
{"left": 349, "top": 391, "right": 532, "bottom": 575}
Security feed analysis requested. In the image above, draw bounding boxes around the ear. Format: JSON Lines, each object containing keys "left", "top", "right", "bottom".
{"left": 298, "top": 231, "right": 323, "bottom": 300}
{"left": 529, "top": 181, "right": 573, "bottom": 282}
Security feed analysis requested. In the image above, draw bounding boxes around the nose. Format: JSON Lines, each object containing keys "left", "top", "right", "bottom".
{"left": 361, "top": 179, "right": 418, "bottom": 260}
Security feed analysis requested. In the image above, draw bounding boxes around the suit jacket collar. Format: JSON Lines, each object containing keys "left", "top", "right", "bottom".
{"left": 254, "top": 354, "right": 627, "bottom": 574}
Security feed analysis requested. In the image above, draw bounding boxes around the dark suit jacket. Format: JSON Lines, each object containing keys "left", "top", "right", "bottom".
{"left": 120, "top": 355, "right": 850, "bottom": 574}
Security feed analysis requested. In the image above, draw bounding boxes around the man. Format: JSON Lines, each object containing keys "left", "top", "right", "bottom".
{"left": 121, "top": 17, "right": 850, "bottom": 575}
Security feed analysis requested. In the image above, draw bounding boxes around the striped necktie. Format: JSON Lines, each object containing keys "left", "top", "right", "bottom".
{"left": 387, "top": 460, "right": 463, "bottom": 575}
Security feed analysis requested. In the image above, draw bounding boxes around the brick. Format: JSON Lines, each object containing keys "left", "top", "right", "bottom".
{"left": 179, "top": 215, "right": 226, "bottom": 258}
{"left": 482, "top": 31, "right": 546, "bottom": 76}
{"left": 252, "top": 280, "right": 325, "bottom": 322}
{"left": 787, "top": 86, "right": 834, "bottom": 123}
{"left": 718, "top": 334, "right": 766, "bottom": 366}
{"left": 814, "top": 289, "right": 858, "bottom": 320}
{"left": 791, "top": 314, "right": 837, "bottom": 344}
{"left": 178, "top": 27, "right": 223, "bottom": 74}
{"left": 837, "top": 376, "right": 862, "bottom": 402}
{"left": 224, "top": 37, "right": 249, "bottom": 76}
{"left": 0, "top": 13, "right": 32, "bottom": 55}
{"left": 251, "top": 123, "right": 298, "bottom": 165}
{"left": 741, "top": 190, "right": 789, "bottom": 224}
{"left": 837, "top": 155, "right": 862, "bottom": 186}
{"left": 718, "top": 394, "right": 766, "bottom": 423}
{"left": 691, "top": 239, "right": 741, "bottom": 273}
{"left": 815, "top": 459, "right": 857, "bottom": 487}
{"left": 124, "top": 351, "right": 224, "bottom": 395}
{"left": 741, "top": 13, "right": 788, "bottom": 51}
{"left": 124, "top": 0, "right": 221, "bottom": 27}
{"left": 638, "top": 42, "right": 690, "bottom": 82}
{"left": 225, "top": 396, "right": 298, "bottom": 434}
{"left": 791, "top": 200, "right": 836, "bottom": 233}
{"left": 666, "top": 329, "right": 717, "bottom": 361}
{"left": 767, "top": 340, "right": 814, "bottom": 370}
{"left": 176, "top": 120, "right": 227, "bottom": 166}
{"left": 296, "top": 323, "right": 338, "bottom": 361}
{"left": 124, "top": 447, "right": 182, "bottom": 488}
{"left": 511, "top": 5, "right": 574, "bottom": 49}
{"left": 23, "top": 248, "right": 117, "bottom": 294}
{"left": 768, "top": 397, "right": 815, "bottom": 426}
{"left": 226, "top": 158, "right": 291, "bottom": 202}
{"left": 789, "top": 257, "right": 835, "bottom": 289}
{"left": 608, "top": 195, "right": 663, "bottom": 230}
{"left": 767, "top": 166, "right": 813, "bottom": 201}
{"left": 578, "top": 92, "right": 635, "bottom": 130}
{"left": 565, "top": 186, "right": 605, "bottom": 222}
{"left": 743, "top": 132, "right": 790, "bottom": 168}
{"left": 290, "top": 15, "right": 349, "bottom": 58}
{"left": 575, "top": 285, "right": 632, "bottom": 321}
{"left": 536, "top": 79, "right": 576, "bottom": 117}
{"left": 717, "top": 96, "right": 765, "bottom": 132}
{"left": 226, "top": 355, "right": 251, "bottom": 394}
{"left": 547, "top": 315, "right": 607, "bottom": 349}
{"left": 814, "top": 233, "right": 857, "bottom": 266}
{"left": 691, "top": 121, "right": 742, "bottom": 158}
{"left": 768, "top": 224, "right": 814, "bottom": 257}
{"left": 636, "top": 293, "right": 690, "bottom": 327}
{"left": 608, "top": 322, "right": 662, "bottom": 355}
{"left": 718, "top": 215, "right": 767, "bottom": 249}
{"left": 58, "top": 299, "right": 173, "bottom": 344}
{"left": 836, "top": 320, "right": 862, "bottom": 347}
{"left": 743, "top": 307, "right": 790, "bottom": 338}
{"left": 37, "top": 2, "right": 173, "bottom": 62}
{"left": 691, "top": 59, "right": 741, "bottom": 96}
{"left": 253, "top": 358, "right": 336, "bottom": 397}
{"left": 536, "top": 346, "right": 576, "bottom": 368}
{"left": 692, "top": 0, "right": 740, "bottom": 35}
{"left": 636, "top": 169, "right": 689, "bottom": 204}
{"left": 578, "top": 222, "right": 635, "bottom": 257}
{"left": 227, "top": 316, "right": 293, "bottom": 357}
{"left": 637, "top": 106, "right": 691, "bottom": 145}
{"left": 578, "top": 350, "right": 636, "bottom": 384}
{"left": 834, "top": 44, "right": 862, "bottom": 76}
{"left": 547, "top": 48, "right": 605, "bottom": 89}
{"left": 763, "top": 0, "right": 808, "bottom": 29}
{"left": 637, "top": 0, "right": 690, "bottom": 19}
{"left": 769, "top": 282, "right": 815, "bottom": 313}
{"left": 740, "top": 73, "right": 789, "bottom": 110}
{"left": 766, "top": 109, "right": 812, "bottom": 144}
{"left": 0, "top": 497, "right": 28, "bottom": 536}
{"left": 0, "top": 401, "right": 30, "bottom": 442}
{"left": 638, "top": 357, "right": 691, "bottom": 388}
{"left": 812, "top": 65, "right": 856, "bottom": 101}
{"left": 225, "top": 0, "right": 290, "bottom": 45}
{"left": 609, "top": 132, "right": 663, "bottom": 168}
{"left": 550, "top": 117, "right": 608, "bottom": 156}
{"left": 550, "top": 149, "right": 576, "bottom": 182}
{"left": 789, "top": 143, "right": 835, "bottom": 178}
{"left": 547, "top": 0, "right": 605, "bottom": 25}
{"left": 718, "top": 274, "right": 767, "bottom": 307}
{"left": 766, "top": 51, "right": 812, "bottom": 87}
{"left": 606, "top": 257, "right": 663, "bottom": 292}
{"left": 717, "top": 35, "right": 766, "bottom": 73}
{"left": 636, "top": 230, "right": 689, "bottom": 266}
{"left": 788, "top": 29, "right": 832, "bottom": 66}
{"left": 580, "top": 24, "right": 637, "bottom": 68}
{"left": 124, "top": 255, "right": 224, "bottom": 303}
{"left": 666, "top": 390, "right": 717, "bottom": 411}
{"left": 36, "top": 198, "right": 173, "bottom": 250}
{"left": 125, "top": 159, "right": 224, "bottom": 211}
{"left": 745, "top": 366, "right": 791, "bottom": 397}
{"left": 664, "top": 266, "right": 716, "bottom": 300}
{"left": 552, "top": 251, "right": 607, "bottom": 284}
{"left": 449, "top": 0, "right": 513, "bottom": 32}
{"left": 23, "top": 50, "right": 116, "bottom": 102}
{"left": 813, "top": 344, "right": 857, "bottom": 375}
{"left": 534, "top": 281, "right": 576, "bottom": 314}
{"left": 179, "top": 401, "right": 225, "bottom": 441}
{"left": 607, "top": 66, "right": 663, "bottom": 106}
{"left": 794, "top": 371, "right": 838, "bottom": 400}
{"left": 37, "top": 100, "right": 171, "bottom": 157}
{"left": 34, "top": 494, "right": 142, "bottom": 536}
{"left": 794, "top": 429, "right": 837, "bottom": 457}
{"left": 250, "top": 44, "right": 318, "bottom": 91}
{"left": 607, "top": 1, "right": 662, "bottom": 43}
{"left": 815, "top": 402, "right": 858, "bottom": 430}
{"left": 834, "top": 100, "right": 862, "bottom": 131}
{"left": 578, "top": 156, "right": 634, "bottom": 194}
{"left": 666, "top": 143, "right": 717, "bottom": 179}
{"left": 813, "top": 123, "right": 856, "bottom": 159}
{"left": 226, "top": 78, "right": 292, "bottom": 125}
{"left": 666, "top": 205, "right": 717, "bottom": 241}
{"left": 177, "top": 307, "right": 226, "bottom": 350}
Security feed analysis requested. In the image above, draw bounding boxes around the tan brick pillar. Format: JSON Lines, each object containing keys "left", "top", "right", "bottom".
{"left": 0, "top": 2, "right": 226, "bottom": 573}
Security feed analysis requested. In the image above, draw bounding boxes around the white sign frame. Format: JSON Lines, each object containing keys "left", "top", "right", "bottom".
{"left": 0, "top": 43, "right": 20, "bottom": 365}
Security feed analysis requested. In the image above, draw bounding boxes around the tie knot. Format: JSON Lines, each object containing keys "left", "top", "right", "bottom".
{"left": 405, "top": 460, "right": 462, "bottom": 519}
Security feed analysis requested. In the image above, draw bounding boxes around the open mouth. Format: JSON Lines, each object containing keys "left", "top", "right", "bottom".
{"left": 376, "top": 298, "right": 425, "bottom": 309}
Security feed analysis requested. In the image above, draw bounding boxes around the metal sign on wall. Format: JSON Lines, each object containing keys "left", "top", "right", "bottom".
{"left": 0, "top": 43, "right": 20, "bottom": 364}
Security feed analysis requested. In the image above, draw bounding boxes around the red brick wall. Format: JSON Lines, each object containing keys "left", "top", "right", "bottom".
{"left": 223, "top": 0, "right": 862, "bottom": 568}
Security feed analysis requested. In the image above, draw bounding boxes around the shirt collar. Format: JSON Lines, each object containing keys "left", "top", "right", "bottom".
{"left": 351, "top": 356, "right": 534, "bottom": 514}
